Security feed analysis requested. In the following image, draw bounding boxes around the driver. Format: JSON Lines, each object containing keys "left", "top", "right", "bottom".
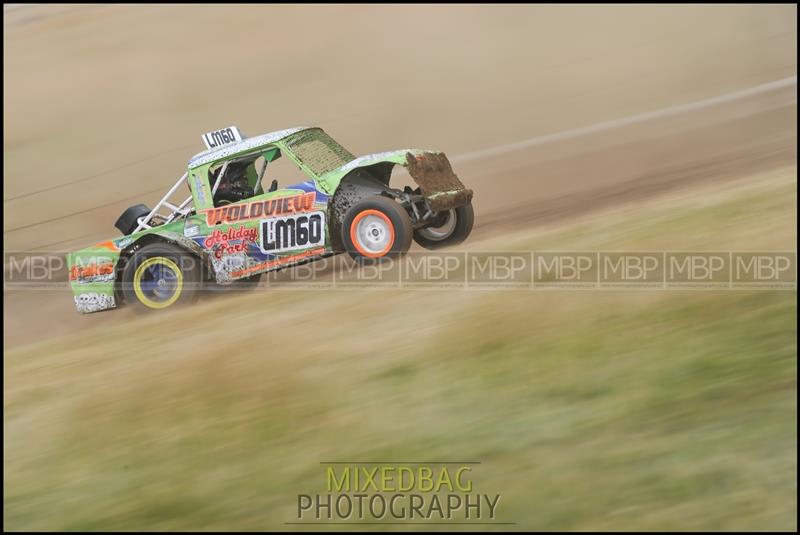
{"left": 212, "top": 161, "right": 254, "bottom": 206}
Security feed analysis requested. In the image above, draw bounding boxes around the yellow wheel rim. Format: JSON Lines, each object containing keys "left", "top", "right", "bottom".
{"left": 133, "top": 257, "right": 184, "bottom": 309}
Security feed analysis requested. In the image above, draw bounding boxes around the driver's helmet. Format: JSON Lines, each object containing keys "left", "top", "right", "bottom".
{"left": 214, "top": 160, "right": 254, "bottom": 205}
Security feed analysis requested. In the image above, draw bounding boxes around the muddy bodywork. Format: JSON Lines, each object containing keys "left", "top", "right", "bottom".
{"left": 322, "top": 148, "right": 473, "bottom": 211}
{"left": 324, "top": 149, "right": 472, "bottom": 250}
{"left": 67, "top": 126, "right": 473, "bottom": 313}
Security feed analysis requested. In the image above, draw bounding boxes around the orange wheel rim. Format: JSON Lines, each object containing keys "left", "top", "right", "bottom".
{"left": 350, "top": 209, "right": 395, "bottom": 258}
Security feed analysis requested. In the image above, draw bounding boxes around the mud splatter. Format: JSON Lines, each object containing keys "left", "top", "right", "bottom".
{"left": 405, "top": 152, "right": 473, "bottom": 211}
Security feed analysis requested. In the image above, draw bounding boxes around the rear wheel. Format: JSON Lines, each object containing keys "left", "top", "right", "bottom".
{"left": 121, "top": 243, "right": 200, "bottom": 310}
{"left": 413, "top": 203, "right": 474, "bottom": 250}
{"left": 115, "top": 204, "right": 151, "bottom": 235}
{"left": 341, "top": 195, "right": 413, "bottom": 260}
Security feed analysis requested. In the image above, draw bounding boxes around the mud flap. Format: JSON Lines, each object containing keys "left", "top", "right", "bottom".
{"left": 405, "top": 152, "right": 473, "bottom": 212}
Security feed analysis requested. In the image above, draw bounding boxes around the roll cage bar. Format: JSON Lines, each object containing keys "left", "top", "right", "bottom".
{"left": 131, "top": 155, "right": 261, "bottom": 234}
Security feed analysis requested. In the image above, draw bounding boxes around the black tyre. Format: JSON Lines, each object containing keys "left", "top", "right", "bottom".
{"left": 341, "top": 195, "right": 413, "bottom": 260}
{"left": 115, "top": 204, "right": 151, "bottom": 235}
{"left": 413, "top": 203, "right": 474, "bottom": 250}
{"left": 121, "top": 243, "right": 201, "bottom": 310}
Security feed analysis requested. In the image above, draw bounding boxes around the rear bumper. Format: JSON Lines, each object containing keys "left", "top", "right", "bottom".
{"left": 405, "top": 152, "right": 473, "bottom": 212}
{"left": 425, "top": 188, "right": 474, "bottom": 212}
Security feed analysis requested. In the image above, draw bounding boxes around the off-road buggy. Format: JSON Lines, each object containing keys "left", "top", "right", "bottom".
{"left": 67, "top": 126, "right": 474, "bottom": 312}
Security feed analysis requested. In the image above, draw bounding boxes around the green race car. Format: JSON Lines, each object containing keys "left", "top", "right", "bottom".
{"left": 68, "top": 126, "right": 474, "bottom": 313}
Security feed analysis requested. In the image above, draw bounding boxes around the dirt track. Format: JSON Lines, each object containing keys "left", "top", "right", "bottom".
{"left": 3, "top": 4, "right": 797, "bottom": 346}
{"left": 4, "top": 87, "right": 796, "bottom": 349}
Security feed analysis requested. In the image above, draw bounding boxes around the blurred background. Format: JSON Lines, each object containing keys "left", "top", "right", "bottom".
{"left": 4, "top": 4, "right": 797, "bottom": 531}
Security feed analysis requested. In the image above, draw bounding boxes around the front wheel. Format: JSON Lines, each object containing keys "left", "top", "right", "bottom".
{"left": 413, "top": 203, "right": 474, "bottom": 250}
{"left": 121, "top": 243, "right": 201, "bottom": 310}
{"left": 341, "top": 195, "right": 413, "bottom": 261}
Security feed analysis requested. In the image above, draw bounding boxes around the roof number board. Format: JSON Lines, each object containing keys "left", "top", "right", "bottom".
{"left": 202, "top": 126, "right": 243, "bottom": 150}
